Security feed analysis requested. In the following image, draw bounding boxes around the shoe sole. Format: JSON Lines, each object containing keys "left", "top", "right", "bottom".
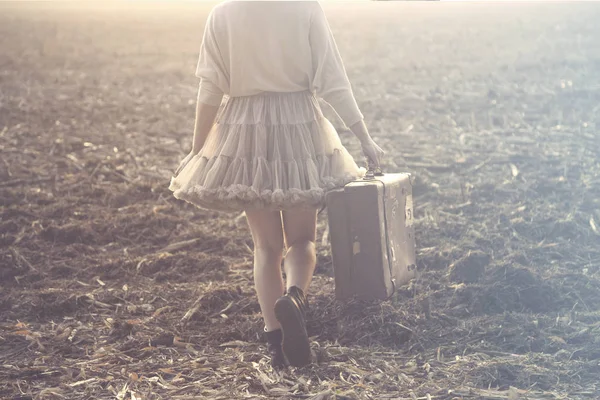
{"left": 274, "top": 297, "right": 311, "bottom": 367}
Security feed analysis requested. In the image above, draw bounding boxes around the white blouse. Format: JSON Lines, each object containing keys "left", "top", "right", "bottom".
{"left": 195, "top": 0, "right": 364, "bottom": 128}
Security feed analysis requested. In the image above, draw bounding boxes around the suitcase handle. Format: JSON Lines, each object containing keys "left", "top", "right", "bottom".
{"left": 364, "top": 159, "right": 384, "bottom": 180}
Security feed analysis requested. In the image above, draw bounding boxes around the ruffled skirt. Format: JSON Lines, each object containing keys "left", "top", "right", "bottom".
{"left": 168, "top": 90, "right": 365, "bottom": 212}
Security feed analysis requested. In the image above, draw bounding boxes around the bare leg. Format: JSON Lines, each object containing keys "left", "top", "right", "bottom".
{"left": 282, "top": 207, "right": 318, "bottom": 293}
{"left": 245, "top": 209, "right": 285, "bottom": 332}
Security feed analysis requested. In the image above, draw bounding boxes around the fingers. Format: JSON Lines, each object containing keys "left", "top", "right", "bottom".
{"left": 363, "top": 151, "right": 376, "bottom": 169}
{"left": 363, "top": 144, "right": 384, "bottom": 170}
{"left": 174, "top": 153, "right": 194, "bottom": 177}
{"left": 365, "top": 156, "right": 380, "bottom": 172}
{"left": 367, "top": 155, "right": 378, "bottom": 168}
{"left": 174, "top": 165, "right": 184, "bottom": 177}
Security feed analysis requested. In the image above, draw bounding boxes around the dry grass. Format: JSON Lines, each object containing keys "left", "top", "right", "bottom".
{"left": 1, "top": 1, "right": 600, "bottom": 399}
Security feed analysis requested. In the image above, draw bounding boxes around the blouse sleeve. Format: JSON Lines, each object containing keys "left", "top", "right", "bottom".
{"left": 309, "top": 3, "right": 364, "bottom": 128}
{"left": 195, "top": 8, "right": 228, "bottom": 106}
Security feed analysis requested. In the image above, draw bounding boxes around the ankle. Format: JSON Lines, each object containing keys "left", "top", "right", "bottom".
{"left": 284, "top": 286, "right": 309, "bottom": 314}
{"left": 286, "top": 285, "right": 305, "bottom": 297}
{"left": 265, "top": 328, "right": 283, "bottom": 343}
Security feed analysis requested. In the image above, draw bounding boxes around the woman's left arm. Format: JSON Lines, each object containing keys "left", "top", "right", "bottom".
{"left": 191, "top": 89, "right": 220, "bottom": 154}
{"left": 173, "top": 86, "right": 220, "bottom": 177}
{"left": 192, "top": 5, "right": 228, "bottom": 153}
{"left": 174, "top": 6, "right": 225, "bottom": 176}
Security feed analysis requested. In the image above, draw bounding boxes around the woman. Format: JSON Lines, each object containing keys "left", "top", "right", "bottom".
{"left": 169, "top": 0, "right": 384, "bottom": 368}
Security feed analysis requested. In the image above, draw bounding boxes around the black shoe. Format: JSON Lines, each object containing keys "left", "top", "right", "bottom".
{"left": 265, "top": 328, "right": 286, "bottom": 369}
{"left": 274, "top": 286, "right": 311, "bottom": 367}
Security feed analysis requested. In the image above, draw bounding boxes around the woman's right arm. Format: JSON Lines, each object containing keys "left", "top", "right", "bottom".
{"left": 348, "top": 120, "right": 384, "bottom": 169}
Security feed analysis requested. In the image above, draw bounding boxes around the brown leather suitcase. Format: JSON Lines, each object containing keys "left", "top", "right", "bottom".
{"left": 325, "top": 171, "right": 416, "bottom": 300}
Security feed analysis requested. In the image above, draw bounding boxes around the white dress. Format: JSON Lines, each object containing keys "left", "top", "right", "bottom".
{"left": 169, "top": 0, "right": 365, "bottom": 212}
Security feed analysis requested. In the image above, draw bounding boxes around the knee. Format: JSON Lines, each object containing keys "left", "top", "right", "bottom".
{"left": 286, "top": 238, "right": 316, "bottom": 256}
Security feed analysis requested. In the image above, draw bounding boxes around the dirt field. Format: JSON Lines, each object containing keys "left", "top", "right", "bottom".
{"left": 1, "top": 1, "right": 600, "bottom": 399}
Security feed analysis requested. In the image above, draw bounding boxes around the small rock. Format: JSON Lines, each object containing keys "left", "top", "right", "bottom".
{"left": 448, "top": 250, "right": 490, "bottom": 283}
{"left": 150, "top": 333, "right": 174, "bottom": 347}
{"left": 141, "top": 304, "right": 154, "bottom": 313}
{"left": 554, "top": 349, "right": 571, "bottom": 361}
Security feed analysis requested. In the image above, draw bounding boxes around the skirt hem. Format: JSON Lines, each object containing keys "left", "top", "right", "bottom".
{"left": 169, "top": 170, "right": 364, "bottom": 212}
